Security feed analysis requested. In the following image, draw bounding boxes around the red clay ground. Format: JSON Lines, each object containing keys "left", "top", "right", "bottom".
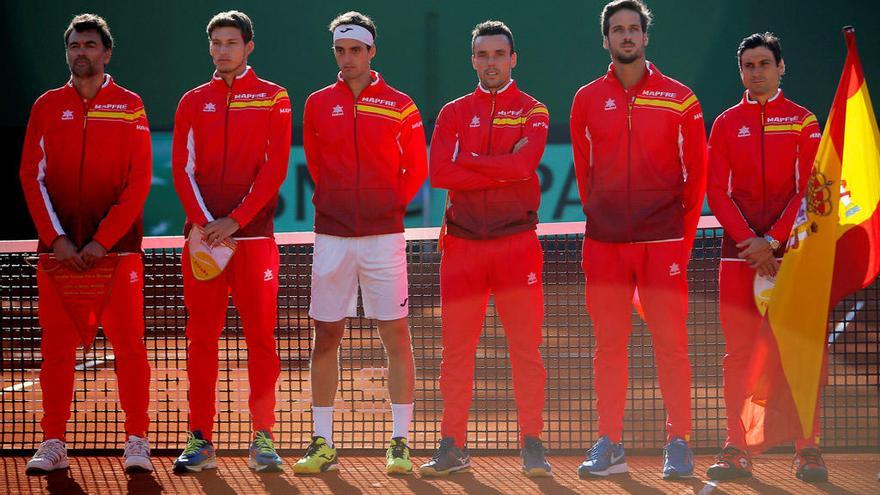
{"left": 2, "top": 453, "right": 878, "bottom": 494}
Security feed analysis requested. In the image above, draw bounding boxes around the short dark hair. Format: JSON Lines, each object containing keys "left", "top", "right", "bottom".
{"left": 601, "top": 0, "right": 653, "bottom": 37}
{"left": 738, "top": 32, "right": 782, "bottom": 65}
{"left": 329, "top": 11, "right": 377, "bottom": 46}
{"left": 207, "top": 10, "right": 254, "bottom": 43}
{"left": 64, "top": 13, "right": 113, "bottom": 49}
{"left": 471, "top": 20, "right": 515, "bottom": 53}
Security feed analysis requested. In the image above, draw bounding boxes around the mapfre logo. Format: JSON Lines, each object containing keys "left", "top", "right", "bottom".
{"left": 93, "top": 103, "right": 128, "bottom": 111}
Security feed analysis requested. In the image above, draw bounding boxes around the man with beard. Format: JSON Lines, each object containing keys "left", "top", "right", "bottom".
{"left": 420, "top": 20, "right": 551, "bottom": 478}
{"left": 171, "top": 10, "right": 291, "bottom": 473}
{"left": 295, "top": 11, "right": 427, "bottom": 475}
{"left": 569, "top": 0, "right": 707, "bottom": 479}
{"left": 705, "top": 32, "right": 825, "bottom": 483}
{"left": 20, "top": 13, "right": 153, "bottom": 474}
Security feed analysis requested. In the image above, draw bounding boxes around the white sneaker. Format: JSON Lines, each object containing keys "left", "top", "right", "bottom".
{"left": 123, "top": 435, "right": 154, "bottom": 473}
{"left": 26, "top": 439, "right": 69, "bottom": 474}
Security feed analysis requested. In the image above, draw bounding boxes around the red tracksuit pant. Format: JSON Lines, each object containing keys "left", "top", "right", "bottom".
{"left": 719, "top": 260, "right": 820, "bottom": 450}
{"left": 582, "top": 238, "right": 692, "bottom": 443}
{"left": 182, "top": 238, "right": 280, "bottom": 440}
{"left": 37, "top": 254, "right": 150, "bottom": 441}
{"left": 439, "top": 230, "right": 547, "bottom": 448}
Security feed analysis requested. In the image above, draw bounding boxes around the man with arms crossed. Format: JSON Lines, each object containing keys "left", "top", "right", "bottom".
{"left": 20, "top": 13, "right": 153, "bottom": 474}
{"left": 570, "top": 0, "right": 707, "bottom": 479}
{"left": 706, "top": 32, "right": 825, "bottom": 483}
{"left": 171, "top": 10, "right": 291, "bottom": 473}
{"left": 420, "top": 20, "right": 551, "bottom": 478}
{"left": 296, "top": 11, "right": 427, "bottom": 475}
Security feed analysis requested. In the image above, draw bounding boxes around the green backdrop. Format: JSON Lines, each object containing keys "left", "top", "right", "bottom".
{"left": 5, "top": 0, "right": 879, "bottom": 234}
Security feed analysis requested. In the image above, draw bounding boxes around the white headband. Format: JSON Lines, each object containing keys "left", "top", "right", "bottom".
{"left": 333, "top": 24, "right": 374, "bottom": 47}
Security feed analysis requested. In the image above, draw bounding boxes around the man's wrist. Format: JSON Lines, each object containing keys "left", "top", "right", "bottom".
{"left": 763, "top": 234, "right": 781, "bottom": 251}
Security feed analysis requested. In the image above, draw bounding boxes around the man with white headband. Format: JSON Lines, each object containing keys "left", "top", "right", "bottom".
{"left": 294, "top": 10, "right": 428, "bottom": 475}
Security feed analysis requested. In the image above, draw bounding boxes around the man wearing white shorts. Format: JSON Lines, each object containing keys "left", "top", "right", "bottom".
{"left": 294, "top": 11, "right": 428, "bottom": 475}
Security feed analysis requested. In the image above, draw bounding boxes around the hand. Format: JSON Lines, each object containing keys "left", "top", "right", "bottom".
{"left": 513, "top": 137, "right": 528, "bottom": 153}
{"left": 52, "top": 236, "right": 86, "bottom": 272}
{"left": 752, "top": 256, "right": 780, "bottom": 278}
{"left": 736, "top": 237, "right": 774, "bottom": 265}
{"left": 203, "top": 217, "right": 240, "bottom": 247}
{"left": 79, "top": 241, "right": 107, "bottom": 270}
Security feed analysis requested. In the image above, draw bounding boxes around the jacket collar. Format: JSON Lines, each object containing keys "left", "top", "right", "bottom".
{"left": 210, "top": 65, "right": 256, "bottom": 90}
{"left": 473, "top": 79, "right": 518, "bottom": 100}
{"left": 65, "top": 73, "right": 113, "bottom": 100}
{"left": 604, "top": 60, "right": 658, "bottom": 92}
{"left": 743, "top": 88, "right": 784, "bottom": 107}
{"left": 335, "top": 70, "right": 385, "bottom": 96}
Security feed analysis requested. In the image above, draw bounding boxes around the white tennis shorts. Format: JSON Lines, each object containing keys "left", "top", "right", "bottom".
{"left": 309, "top": 233, "right": 409, "bottom": 322}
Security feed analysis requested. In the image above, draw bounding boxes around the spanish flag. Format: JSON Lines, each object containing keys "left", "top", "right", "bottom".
{"left": 742, "top": 26, "right": 880, "bottom": 452}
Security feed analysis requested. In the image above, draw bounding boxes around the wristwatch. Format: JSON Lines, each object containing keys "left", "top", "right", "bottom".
{"left": 763, "top": 234, "right": 781, "bottom": 251}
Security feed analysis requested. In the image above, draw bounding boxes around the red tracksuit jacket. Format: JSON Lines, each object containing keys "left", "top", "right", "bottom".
{"left": 172, "top": 67, "right": 292, "bottom": 238}
{"left": 430, "top": 80, "right": 549, "bottom": 240}
{"left": 303, "top": 71, "right": 428, "bottom": 237}
{"left": 20, "top": 75, "right": 152, "bottom": 254}
{"left": 570, "top": 62, "right": 707, "bottom": 248}
{"left": 707, "top": 90, "right": 821, "bottom": 258}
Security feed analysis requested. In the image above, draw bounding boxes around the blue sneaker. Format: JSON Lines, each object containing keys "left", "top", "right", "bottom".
{"left": 521, "top": 437, "right": 552, "bottom": 477}
{"left": 173, "top": 431, "right": 216, "bottom": 473}
{"left": 249, "top": 430, "right": 283, "bottom": 472}
{"left": 663, "top": 437, "right": 694, "bottom": 479}
{"left": 578, "top": 436, "right": 628, "bottom": 477}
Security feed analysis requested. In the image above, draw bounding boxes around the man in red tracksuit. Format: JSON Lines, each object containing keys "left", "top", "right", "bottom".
{"left": 296, "top": 11, "right": 428, "bottom": 476}
{"left": 420, "top": 20, "right": 551, "bottom": 478}
{"left": 19, "top": 14, "right": 153, "bottom": 474}
{"left": 570, "top": 0, "right": 707, "bottom": 479}
{"left": 706, "top": 32, "right": 825, "bottom": 483}
{"left": 171, "top": 11, "right": 291, "bottom": 473}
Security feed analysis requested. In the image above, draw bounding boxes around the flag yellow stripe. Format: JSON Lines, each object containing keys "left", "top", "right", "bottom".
{"left": 633, "top": 94, "right": 696, "bottom": 113}
{"left": 527, "top": 106, "right": 549, "bottom": 117}
{"left": 356, "top": 104, "right": 405, "bottom": 120}
{"left": 400, "top": 104, "right": 418, "bottom": 119}
{"left": 839, "top": 82, "right": 880, "bottom": 229}
{"left": 493, "top": 117, "right": 526, "bottom": 125}
{"left": 87, "top": 109, "right": 144, "bottom": 121}
{"left": 230, "top": 100, "right": 275, "bottom": 108}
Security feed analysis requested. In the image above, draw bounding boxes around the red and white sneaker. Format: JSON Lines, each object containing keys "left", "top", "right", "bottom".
{"left": 706, "top": 445, "right": 752, "bottom": 480}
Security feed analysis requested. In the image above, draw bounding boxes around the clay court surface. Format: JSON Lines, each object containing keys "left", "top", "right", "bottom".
{"left": 2, "top": 453, "right": 879, "bottom": 494}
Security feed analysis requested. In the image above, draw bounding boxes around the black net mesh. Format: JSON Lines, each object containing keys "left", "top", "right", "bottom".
{"left": 0, "top": 226, "right": 877, "bottom": 452}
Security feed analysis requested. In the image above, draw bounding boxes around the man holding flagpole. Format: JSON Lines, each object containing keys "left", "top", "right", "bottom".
{"left": 706, "top": 32, "right": 823, "bottom": 481}
{"left": 722, "top": 26, "right": 880, "bottom": 484}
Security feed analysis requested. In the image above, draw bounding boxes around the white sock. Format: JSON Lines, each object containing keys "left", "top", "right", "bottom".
{"left": 312, "top": 406, "right": 334, "bottom": 447}
{"left": 391, "top": 403, "right": 414, "bottom": 441}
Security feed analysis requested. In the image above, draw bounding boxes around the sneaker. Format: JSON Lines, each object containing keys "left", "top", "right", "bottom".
{"left": 662, "top": 436, "right": 695, "bottom": 479}
{"left": 172, "top": 431, "right": 217, "bottom": 473}
{"left": 794, "top": 447, "right": 828, "bottom": 483}
{"left": 385, "top": 437, "right": 413, "bottom": 475}
{"left": 249, "top": 430, "right": 282, "bottom": 472}
{"left": 521, "top": 436, "right": 552, "bottom": 478}
{"left": 706, "top": 445, "right": 752, "bottom": 480}
{"left": 25, "top": 439, "right": 69, "bottom": 475}
{"left": 293, "top": 436, "right": 338, "bottom": 474}
{"left": 419, "top": 437, "right": 470, "bottom": 477}
{"left": 578, "top": 436, "right": 628, "bottom": 478}
{"left": 123, "top": 435, "right": 154, "bottom": 473}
